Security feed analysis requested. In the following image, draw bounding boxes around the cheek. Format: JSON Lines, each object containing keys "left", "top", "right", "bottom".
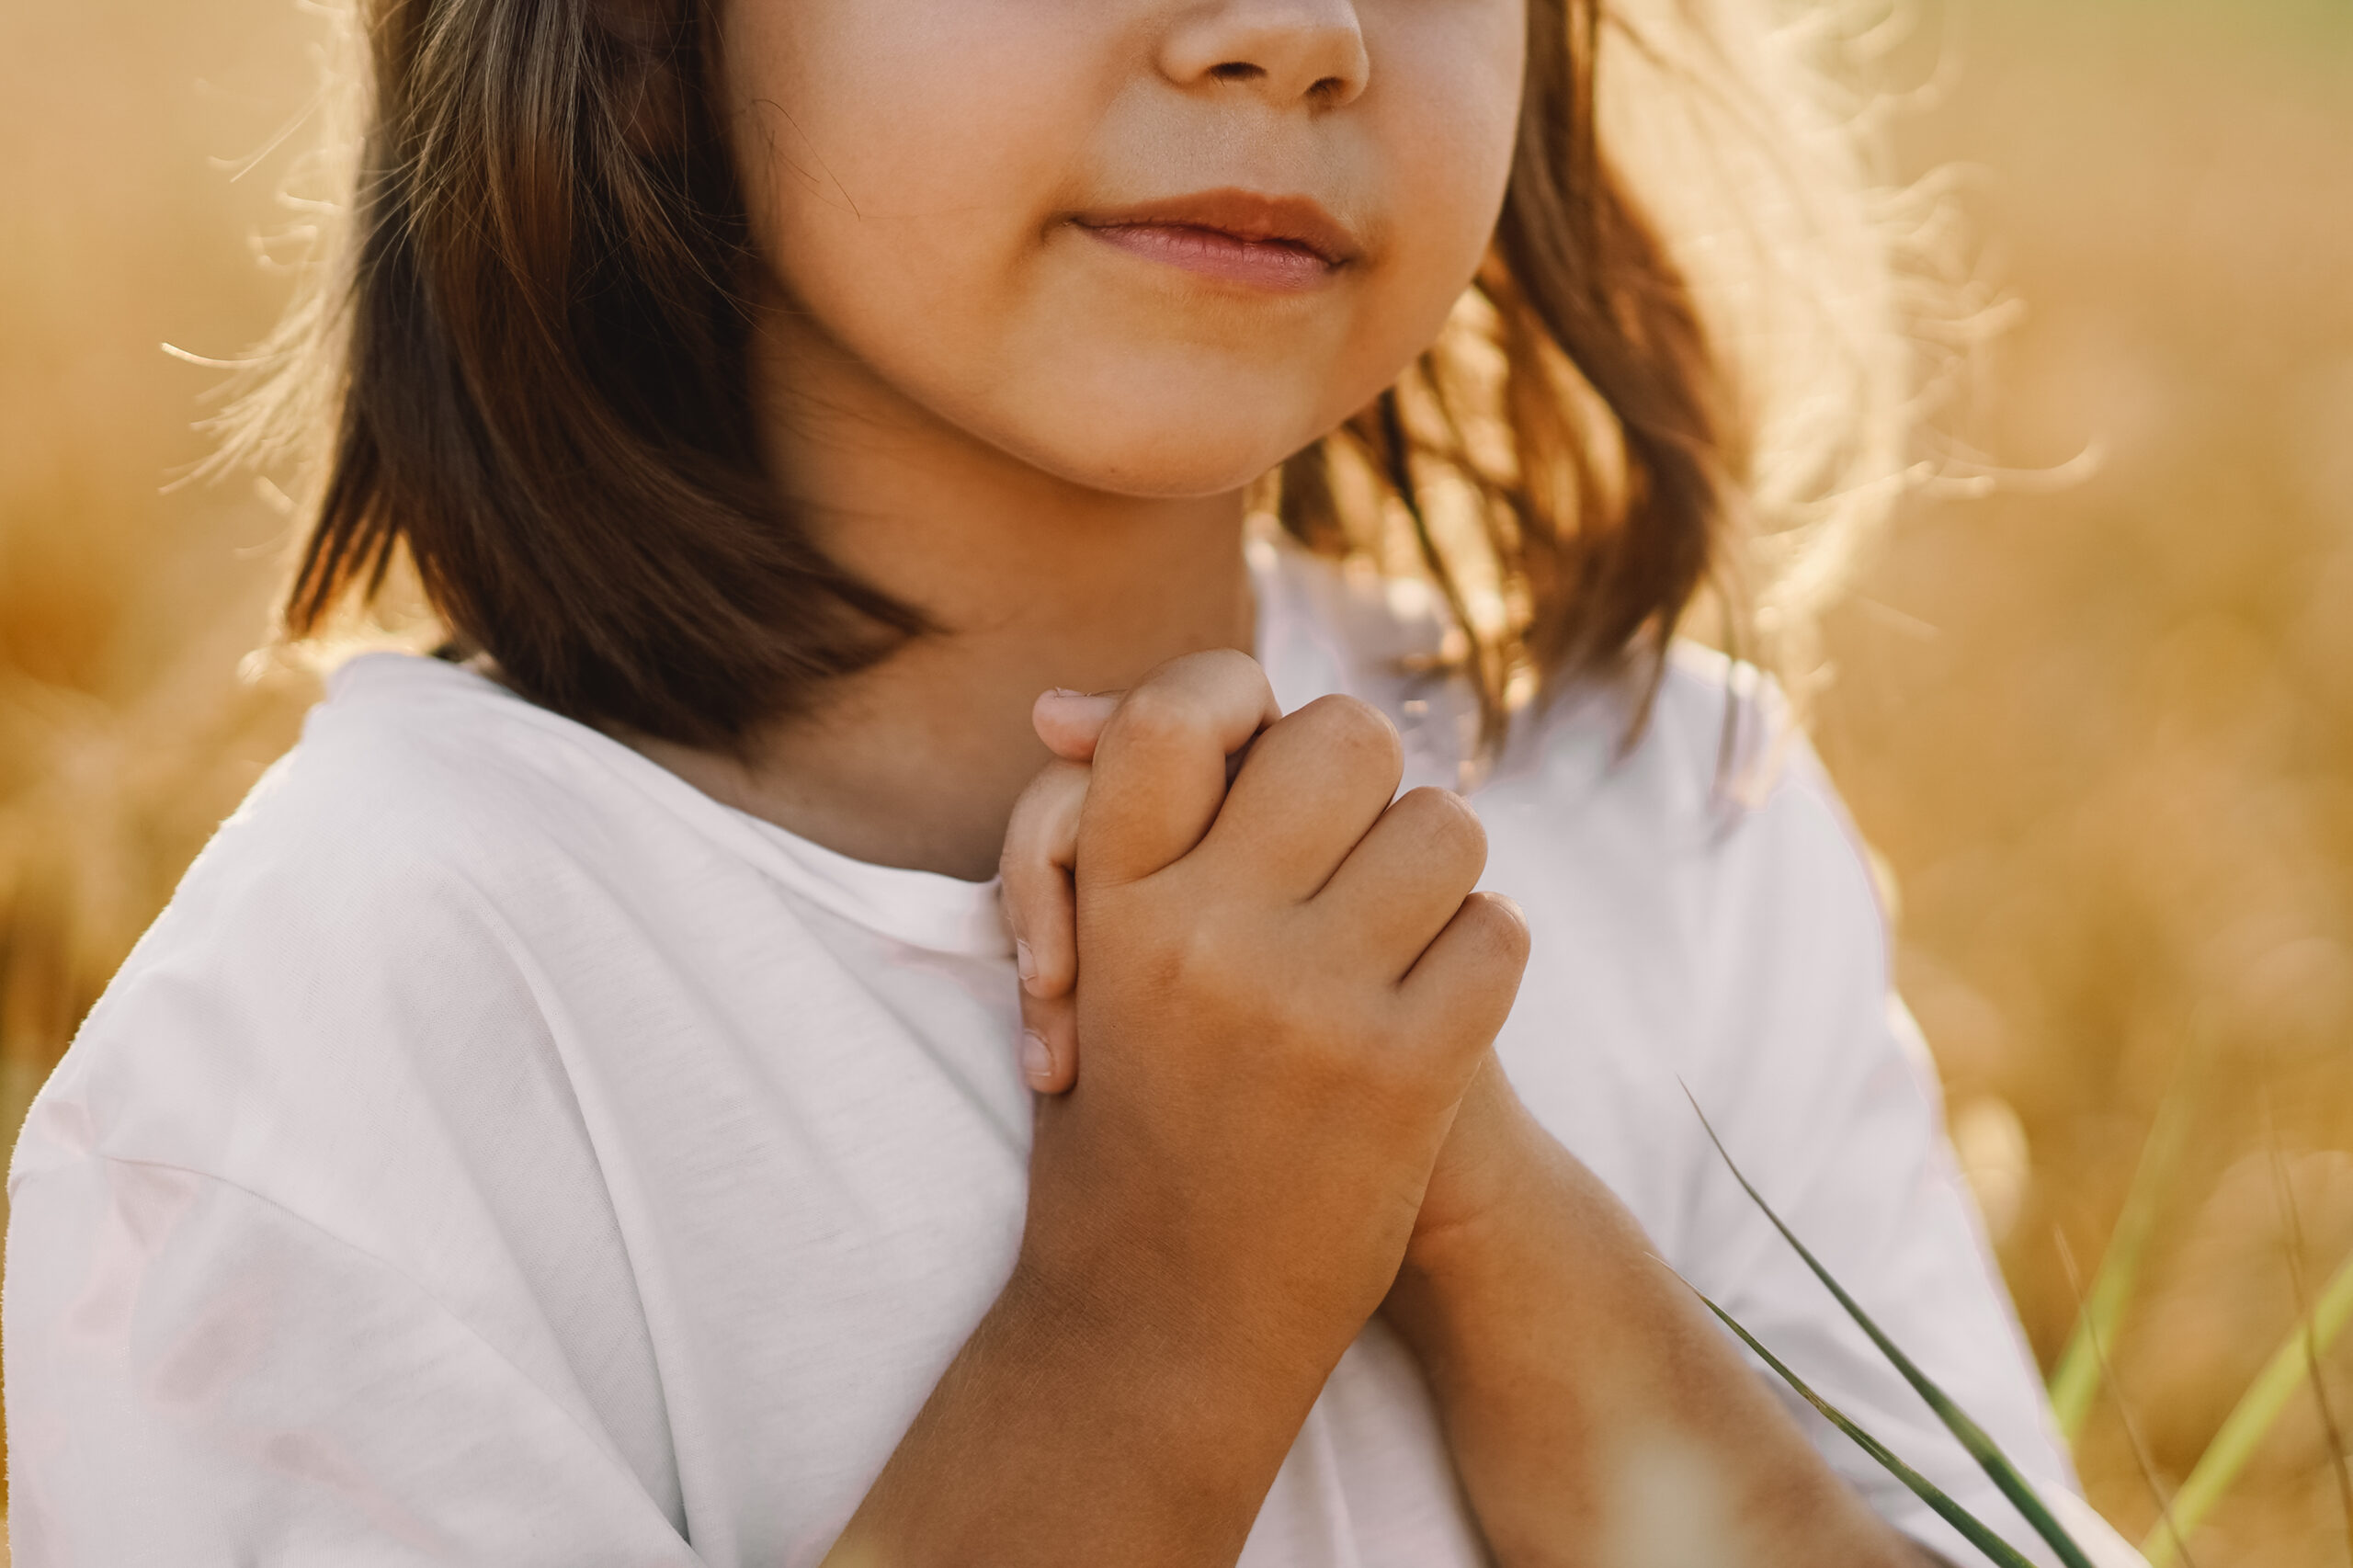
{"left": 1394, "top": 17, "right": 1526, "bottom": 287}
{"left": 1329, "top": 7, "right": 1526, "bottom": 383}
{"left": 724, "top": 0, "right": 1105, "bottom": 350}
{"left": 1274, "top": 14, "right": 1518, "bottom": 458}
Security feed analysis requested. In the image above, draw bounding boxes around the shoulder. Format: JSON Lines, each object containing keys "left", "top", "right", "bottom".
{"left": 1496, "top": 641, "right": 1817, "bottom": 832}
{"left": 223, "top": 653, "right": 642, "bottom": 882}
{"left": 1628, "top": 648, "right": 1890, "bottom": 980}
{"left": 1255, "top": 534, "right": 1874, "bottom": 907}
{"left": 1466, "top": 636, "right": 1869, "bottom": 931}
{"left": 1255, "top": 534, "right": 1844, "bottom": 848}
{"left": 133, "top": 651, "right": 730, "bottom": 943}
{"left": 10, "top": 655, "right": 662, "bottom": 1192}
{"left": 1470, "top": 644, "right": 1890, "bottom": 1076}
{"left": 1497, "top": 647, "right": 1894, "bottom": 1073}
{"left": 1506, "top": 650, "right": 1926, "bottom": 1190}
{"left": 6, "top": 658, "right": 695, "bottom": 1477}
{"left": 80, "top": 654, "right": 639, "bottom": 1021}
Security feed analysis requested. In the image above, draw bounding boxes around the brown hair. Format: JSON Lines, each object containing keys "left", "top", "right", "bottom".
{"left": 276, "top": 0, "right": 1734, "bottom": 750}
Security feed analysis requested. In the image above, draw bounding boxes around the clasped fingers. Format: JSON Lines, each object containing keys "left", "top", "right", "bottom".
{"left": 1001, "top": 754, "right": 1089, "bottom": 1093}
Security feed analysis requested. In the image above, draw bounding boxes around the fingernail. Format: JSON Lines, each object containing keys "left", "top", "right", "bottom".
{"left": 1015, "top": 937, "right": 1037, "bottom": 984}
{"left": 1020, "top": 1029, "right": 1052, "bottom": 1084}
{"left": 1038, "top": 689, "right": 1120, "bottom": 711}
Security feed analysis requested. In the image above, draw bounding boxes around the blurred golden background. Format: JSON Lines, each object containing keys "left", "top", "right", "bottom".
{"left": 1, "top": 0, "right": 2347, "bottom": 1562}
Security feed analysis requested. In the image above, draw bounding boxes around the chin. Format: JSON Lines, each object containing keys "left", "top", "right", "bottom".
{"left": 974, "top": 371, "right": 1340, "bottom": 501}
{"left": 1036, "top": 426, "right": 1295, "bottom": 500}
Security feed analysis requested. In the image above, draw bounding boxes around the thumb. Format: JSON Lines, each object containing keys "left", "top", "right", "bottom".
{"left": 1035, "top": 684, "right": 1267, "bottom": 778}
{"left": 1032, "top": 688, "right": 1120, "bottom": 762}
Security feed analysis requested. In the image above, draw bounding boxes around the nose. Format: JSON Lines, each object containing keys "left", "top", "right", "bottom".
{"left": 1157, "top": 0, "right": 1371, "bottom": 109}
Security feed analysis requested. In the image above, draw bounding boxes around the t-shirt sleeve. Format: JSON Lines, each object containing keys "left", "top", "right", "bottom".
{"left": 4, "top": 1151, "right": 703, "bottom": 1568}
{"left": 1679, "top": 743, "right": 2139, "bottom": 1568}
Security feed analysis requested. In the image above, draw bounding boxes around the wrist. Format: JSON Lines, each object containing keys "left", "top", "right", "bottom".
{"left": 947, "top": 1251, "right": 1334, "bottom": 1532}
{"left": 1003, "top": 1215, "right": 1354, "bottom": 1426}
{"left": 1384, "top": 1130, "right": 1645, "bottom": 1392}
{"left": 837, "top": 1241, "right": 1324, "bottom": 1568}
{"left": 1390, "top": 1073, "right": 1565, "bottom": 1308}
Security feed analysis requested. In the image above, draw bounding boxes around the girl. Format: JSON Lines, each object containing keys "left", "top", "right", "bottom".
{"left": 5, "top": 0, "right": 2127, "bottom": 1563}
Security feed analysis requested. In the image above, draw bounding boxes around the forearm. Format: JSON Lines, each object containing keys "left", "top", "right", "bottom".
{"left": 825, "top": 1258, "right": 1328, "bottom": 1568}
{"left": 1383, "top": 1107, "right": 1934, "bottom": 1568}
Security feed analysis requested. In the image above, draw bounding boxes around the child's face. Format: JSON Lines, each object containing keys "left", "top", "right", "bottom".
{"left": 722, "top": 0, "right": 1527, "bottom": 497}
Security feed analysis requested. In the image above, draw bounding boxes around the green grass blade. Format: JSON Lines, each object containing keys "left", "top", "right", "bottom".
{"left": 1683, "top": 1086, "right": 2098, "bottom": 1568}
{"left": 1685, "top": 1281, "right": 2043, "bottom": 1568}
{"left": 2050, "top": 1051, "right": 2203, "bottom": 1438}
{"left": 2052, "top": 1231, "right": 2195, "bottom": 1568}
{"left": 2260, "top": 1081, "right": 2353, "bottom": 1566}
{"left": 2142, "top": 1245, "right": 2353, "bottom": 1567}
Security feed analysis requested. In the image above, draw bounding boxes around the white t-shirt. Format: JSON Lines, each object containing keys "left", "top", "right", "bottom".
{"left": 6, "top": 540, "right": 2102, "bottom": 1567}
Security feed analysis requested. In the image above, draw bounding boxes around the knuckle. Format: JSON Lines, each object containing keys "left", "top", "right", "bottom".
{"left": 1001, "top": 785, "right": 1046, "bottom": 847}
{"left": 1000, "top": 800, "right": 1046, "bottom": 864}
{"left": 997, "top": 846, "right": 1046, "bottom": 907}
{"left": 997, "top": 865, "right": 1042, "bottom": 924}
{"left": 1193, "top": 645, "right": 1269, "bottom": 694}
{"left": 1297, "top": 694, "right": 1404, "bottom": 776}
{"left": 1480, "top": 890, "right": 1530, "bottom": 945}
{"left": 1106, "top": 683, "right": 1200, "bottom": 754}
{"left": 1402, "top": 787, "right": 1486, "bottom": 864}
{"left": 997, "top": 833, "right": 1046, "bottom": 892}
{"left": 1142, "top": 648, "right": 1268, "bottom": 717}
{"left": 1156, "top": 912, "right": 1236, "bottom": 995}
{"left": 1040, "top": 760, "right": 1092, "bottom": 831}
{"left": 1461, "top": 892, "right": 1533, "bottom": 974}
{"left": 1005, "top": 760, "right": 1084, "bottom": 844}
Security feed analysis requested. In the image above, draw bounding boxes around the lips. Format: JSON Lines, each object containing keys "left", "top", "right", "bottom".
{"left": 1072, "top": 188, "right": 1361, "bottom": 291}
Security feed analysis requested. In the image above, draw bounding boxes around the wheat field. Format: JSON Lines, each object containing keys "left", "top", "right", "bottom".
{"left": 1813, "top": 2, "right": 2353, "bottom": 1560}
{"left": 1, "top": 0, "right": 2347, "bottom": 1562}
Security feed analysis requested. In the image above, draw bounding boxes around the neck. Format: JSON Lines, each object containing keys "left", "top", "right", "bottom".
{"left": 639, "top": 312, "right": 1256, "bottom": 882}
